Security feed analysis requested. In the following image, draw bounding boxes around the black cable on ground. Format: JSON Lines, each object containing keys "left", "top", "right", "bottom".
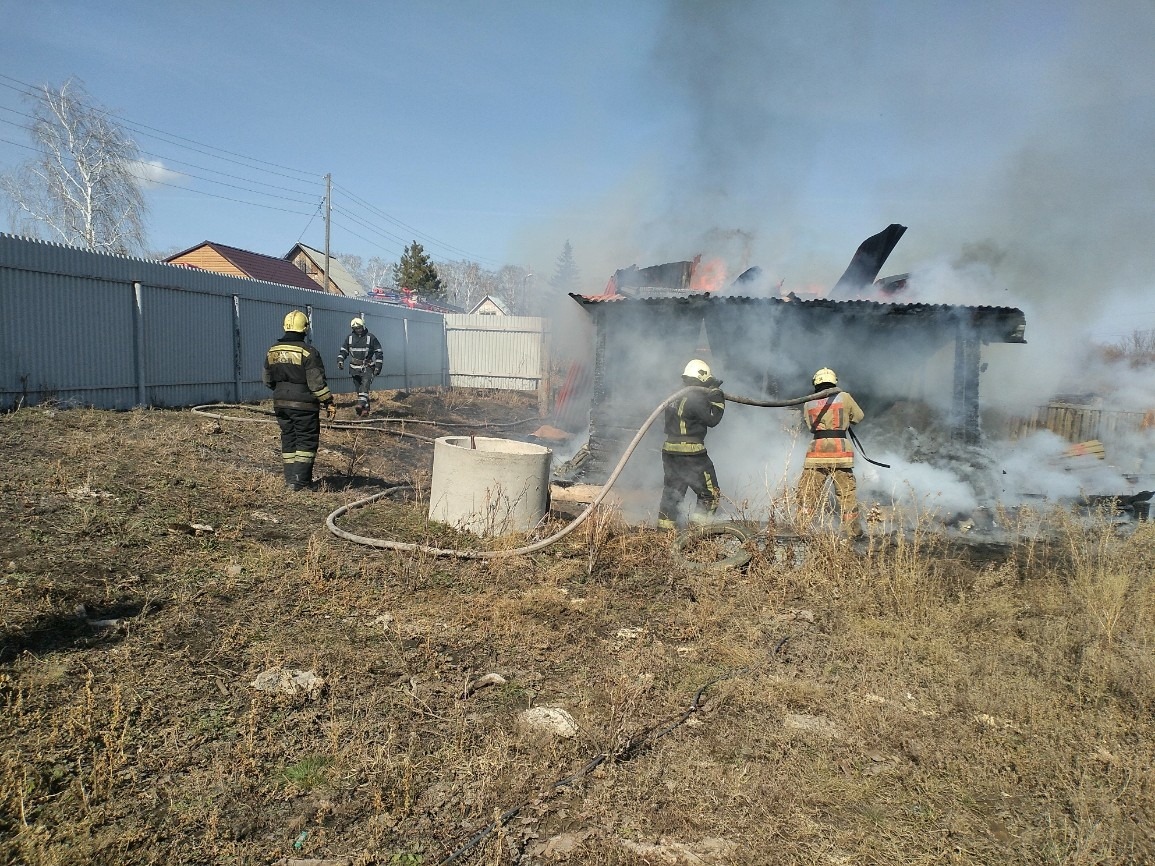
{"left": 435, "top": 635, "right": 792, "bottom": 865}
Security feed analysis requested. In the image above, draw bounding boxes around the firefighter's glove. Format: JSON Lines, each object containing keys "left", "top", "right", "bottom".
{"left": 708, "top": 387, "right": 725, "bottom": 403}
{"left": 325, "top": 402, "right": 337, "bottom": 421}
{"left": 373, "top": 364, "right": 383, "bottom": 375}
{"left": 337, "top": 359, "right": 344, "bottom": 370}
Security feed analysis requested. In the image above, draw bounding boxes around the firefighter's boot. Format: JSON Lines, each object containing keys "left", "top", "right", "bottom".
{"left": 283, "top": 462, "right": 297, "bottom": 489}
{"left": 296, "top": 460, "right": 316, "bottom": 490}
{"left": 690, "top": 507, "right": 719, "bottom": 526}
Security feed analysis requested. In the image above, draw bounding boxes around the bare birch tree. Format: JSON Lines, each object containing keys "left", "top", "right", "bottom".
{"left": 499, "top": 265, "right": 535, "bottom": 315}
{"left": 0, "top": 78, "right": 148, "bottom": 254}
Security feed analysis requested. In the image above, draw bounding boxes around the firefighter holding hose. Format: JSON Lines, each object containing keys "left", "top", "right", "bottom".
{"left": 657, "top": 359, "right": 726, "bottom": 530}
{"left": 796, "top": 367, "right": 864, "bottom": 537}
{"left": 263, "top": 310, "right": 335, "bottom": 491}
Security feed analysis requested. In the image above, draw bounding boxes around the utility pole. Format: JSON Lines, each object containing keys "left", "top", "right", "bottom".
{"left": 323, "top": 173, "right": 332, "bottom": 294}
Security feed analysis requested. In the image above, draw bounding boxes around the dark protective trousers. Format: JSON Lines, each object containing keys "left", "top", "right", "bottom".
{"left": 352, "top": 368, "right": 376, "bottom": 409}
{"left": 659, "top": 451, "right": 720, "bottom": 523}
{"left": 274, "top": 405, "right": 320, "bottom": 487}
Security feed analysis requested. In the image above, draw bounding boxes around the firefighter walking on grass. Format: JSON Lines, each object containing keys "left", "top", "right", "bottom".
{"left": 337, "top": 317, "right": 384, "bottom": 417}
{"left": 658, "top": 359, "right": 726, "bottom": 530}
{"left": 263, "top": 310, "right": 335, "bottom": 491}
{"left": 796, "top": 367, "right": 865, "bottom": 537}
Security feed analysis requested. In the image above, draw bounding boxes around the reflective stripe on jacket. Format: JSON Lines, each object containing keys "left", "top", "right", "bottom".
{"left": 662, "top": 387, "right": 725, "bottom": 455}
{"left": 803, "top": 391, "right": 864, "bottom": 468}
{"left": 263, "top": 335, "right": 332, "bottom": 407}
{"left": 338, "top": 331, "right": 383, "bottom": 370}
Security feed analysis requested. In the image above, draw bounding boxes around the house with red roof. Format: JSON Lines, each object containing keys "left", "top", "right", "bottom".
{"left": 164, "top": 241, "right": 336, "bottom": 293}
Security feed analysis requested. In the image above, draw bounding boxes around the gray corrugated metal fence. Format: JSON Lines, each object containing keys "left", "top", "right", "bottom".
{"left": 1, "top": 234, "right": 549, "bottom": 411}
{"left": 0, "top": 233, "right": 447, "bottom": 410}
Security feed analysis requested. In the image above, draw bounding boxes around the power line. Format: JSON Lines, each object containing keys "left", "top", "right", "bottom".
{"left": 0, "top": 73, "right": 319, "bottom": 181}
{"left": 132, "top": 147, "right": 319, "bottom": 197}
{"left": 328, "top": 218, "right": 406, "bottom": 257}
{"left": 134, "top": 162, "right": 318, "bottom": 205}
{"left": 296, "top": 199, "right": 323, "bottom": 245}
{"left": 331, "top": 203, "right": 414, "bottom": 248}
{"left": 333, "top": 180, "right": 501, "bottom": 265}
{"left": 2, "top": 102, "right": 321, "bottom": 201}
{"left": 0, "top": 134, "right": 37, "bottom": 153}
{"left": 0, "top": 73, "right": 503, "bottom": 265}
{"left": 122, "top": 169, "right": 317, "bottom": 216}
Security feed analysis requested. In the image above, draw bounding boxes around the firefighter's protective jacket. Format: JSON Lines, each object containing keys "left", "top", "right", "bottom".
{"left": 802, "top": 391, "right": 864, "bottom": 468}
{"left": 662, "top": 386, "right": 725, "bottom": 454}
{"left": 263, "top": 333, "right": 332, "bottom": 408}
{"left": 338, "top": 331, "right": 384, "bottom": 372}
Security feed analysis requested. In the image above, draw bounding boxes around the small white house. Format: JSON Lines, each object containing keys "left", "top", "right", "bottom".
{"left": 468, "top": 294, "right": 511, "bottom": 316}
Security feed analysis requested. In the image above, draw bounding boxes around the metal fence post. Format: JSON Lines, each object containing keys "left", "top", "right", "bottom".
{"left": 132, "top": 281, "right": 146, "bottom": 407}
{"left": 537, "top": 321, "right": 551, "bottom": 417}
{"left": 403, "top": 318, "right": 411, "bottom": 391}
{"left": 232, "top": 295, "right": 242, "bottom": 403}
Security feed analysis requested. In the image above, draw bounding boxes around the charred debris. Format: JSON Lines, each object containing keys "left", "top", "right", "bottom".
{"left": 550, "top": 226, "right": 1151, "bottom": 533}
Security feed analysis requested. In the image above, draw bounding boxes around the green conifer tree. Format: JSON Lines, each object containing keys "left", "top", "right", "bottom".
{"left": 549, "top": 240, "right": 581, "bottom": 295}
{"left": 393, "top": 241, "right": 445, "bottom": 299}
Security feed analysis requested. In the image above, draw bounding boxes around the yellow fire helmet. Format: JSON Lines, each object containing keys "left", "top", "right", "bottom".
{"left": 813, "top": 367, "right": 838, "bottom": 387}
{"left": 283, "top": 310, "right": 309, "bottom": 333}
{"left": 682, "top": 359, "right": 712, "bottom": 382}
{"left": 350, "top": 317, "right": 365, "bottom": 329}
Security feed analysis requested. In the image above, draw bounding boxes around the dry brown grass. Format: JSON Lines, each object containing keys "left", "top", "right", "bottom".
{"left": 2, "top": 394, "right": 1154, "bottom": 864}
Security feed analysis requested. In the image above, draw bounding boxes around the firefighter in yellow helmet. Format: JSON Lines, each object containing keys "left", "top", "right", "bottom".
{"left": 262, "top": 310, "right": 335, "bottom": 491}
{"left": 796, "top": 367, "right": 865, "bottom": 537}
{"left": 657, "top": 359, "right": 726, "bottom": 530}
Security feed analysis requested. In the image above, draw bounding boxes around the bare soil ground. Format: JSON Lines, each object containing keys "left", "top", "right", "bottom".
{"left": 2, "top": 389, "right": 1154, "bottom": 865}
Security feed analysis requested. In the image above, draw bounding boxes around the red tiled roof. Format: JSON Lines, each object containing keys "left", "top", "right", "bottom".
{"left": 167, "top": 241, "right": 321, "bottom": 291}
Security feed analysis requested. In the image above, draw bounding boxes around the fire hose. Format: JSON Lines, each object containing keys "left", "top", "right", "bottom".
{"left": 324, "top": 386, "right": 841, "bottom": 559}
{"left": 191, "top": 403, "right": 538, "bottom": 445}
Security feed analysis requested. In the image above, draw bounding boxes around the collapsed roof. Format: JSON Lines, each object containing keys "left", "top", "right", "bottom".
{"left": 566, "top": 226, "right": 1026, "bottom": 483}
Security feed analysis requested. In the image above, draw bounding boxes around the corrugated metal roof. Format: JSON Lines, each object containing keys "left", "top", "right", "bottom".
{"left": 290, "top": 243, "right": 366, "bottom": 295}
{"left": 570, "top": 292, "right": 1020, "bottom": 313}
{"left": 167, "top": 241, "right": 321, "bottom": 291}
{"left": 568, "top": 292, "right": 1027, "bottom": 343}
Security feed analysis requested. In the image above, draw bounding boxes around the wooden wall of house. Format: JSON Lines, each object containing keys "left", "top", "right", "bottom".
{"left": 1009, "top": 402, "right": 1150, "bottom": 444}
{"left": 168, "top": 247, "right": 246, "bottom": 278}
{"left": 290, "top": 251, "right": 321, "bottom": 277}
{"left": 289, "top": 251, "right": 346, "bottom": 295}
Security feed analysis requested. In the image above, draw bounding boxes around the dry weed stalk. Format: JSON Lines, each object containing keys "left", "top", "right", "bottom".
{"left": 9, "top": 396, "right": 1155, "bottom": 865}
{"left": 870, "top": 509, "right": 946, "bottom": 620}
{"left": 582, "top": 502, "right": 622, "bottom": 577}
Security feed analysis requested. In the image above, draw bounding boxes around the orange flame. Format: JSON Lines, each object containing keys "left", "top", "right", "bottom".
{"left": 690, "top": 257, "right": 727, "bottom": 292}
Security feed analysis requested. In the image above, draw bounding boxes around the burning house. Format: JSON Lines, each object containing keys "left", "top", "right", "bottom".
{"left": 569, "top": 293, "right": 1026, "bottom": 481}
{"left": 558, "top": 226, "right": 1029, "bottom": 519}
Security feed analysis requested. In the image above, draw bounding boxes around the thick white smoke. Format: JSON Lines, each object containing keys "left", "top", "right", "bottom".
{"left": 526, "top": 1, "right": 1155, "bottom": 524}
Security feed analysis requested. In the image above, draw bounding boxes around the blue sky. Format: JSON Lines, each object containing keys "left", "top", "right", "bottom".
{"left": 3, "top": 0, "right": 1155, "bottom": 344}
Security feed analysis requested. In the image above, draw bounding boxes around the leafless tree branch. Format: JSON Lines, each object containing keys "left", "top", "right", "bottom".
{"left": 0, "top": 78, "right": 148, "bottom": 254}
